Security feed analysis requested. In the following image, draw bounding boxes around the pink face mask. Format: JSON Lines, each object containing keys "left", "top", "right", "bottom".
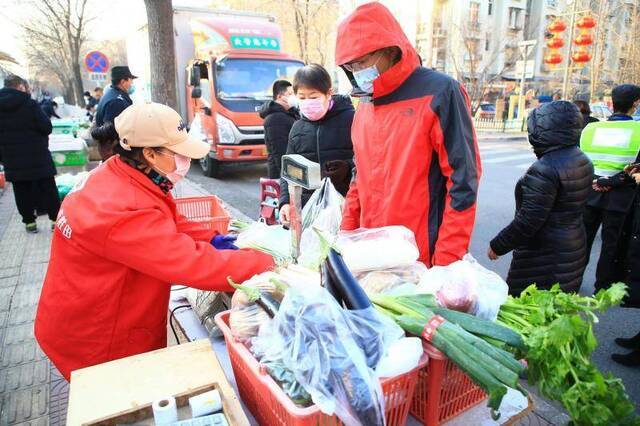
{"left": 157, "top": 151, "right": 191, "bottom": 184}
{"left": 299, "top": 96, "right": 329, "bottom": 121}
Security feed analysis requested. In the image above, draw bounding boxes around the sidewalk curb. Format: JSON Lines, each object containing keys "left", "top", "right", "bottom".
{"left": 477, "top": 134, "right": 527, "bottom": 142}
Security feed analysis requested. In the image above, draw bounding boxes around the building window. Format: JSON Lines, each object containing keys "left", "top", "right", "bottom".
{"left": 509, "top": 7, "right": 522, "bottom": 29}
{"left": 470, "top": 1, "right": 480, "bottom": 24}
{"left": 485, "top": 35, "right": 491, "bottom": 51}
{"left": 488, "top": 0, "right": 494, "bottom": 16}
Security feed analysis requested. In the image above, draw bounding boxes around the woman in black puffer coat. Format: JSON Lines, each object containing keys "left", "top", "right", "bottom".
{"left": 279, "top": 64, "right": 354, "bottom": 224}
{"left": 489, "top": 101, "right": 594, "bottom": 295}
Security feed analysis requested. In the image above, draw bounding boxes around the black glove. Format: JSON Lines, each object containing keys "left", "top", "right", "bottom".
{"left": 323, "top": 160, "right": 351, "bottom": 195}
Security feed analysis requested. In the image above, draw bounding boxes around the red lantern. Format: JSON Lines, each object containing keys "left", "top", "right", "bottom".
{"left": 544, "top": 53, "right": 563, "bottom": 65}
{"left": 546, "top": 37, "right": 565, "bottom": 49}
{"left": 547, "top": 19, "right": 567, "bottom": 33}
{"left": 577, "top": 16, "right": 597, "bottom": 29}
{"left": 574, "top": 33, "right": 594, "bottom": 46}
{"left": 572, "top": 50, "right": 592, "bottom": 63}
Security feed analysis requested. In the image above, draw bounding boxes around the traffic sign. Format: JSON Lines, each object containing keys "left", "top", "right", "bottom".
{"left": 515, "top": 60, "right": 535, "bottom": 79}
{"left": 84, "top": 51, "right": 110, "bottom": 73}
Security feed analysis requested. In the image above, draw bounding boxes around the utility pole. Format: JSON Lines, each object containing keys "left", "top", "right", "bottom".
{"left": 561, "top": 0, "right": 579, "bottom": 100}
{"left": 518, "top": 40, "right": 537, "bottom": 119}
{"left": 589, "top": 0, "right": 606, "bottom": 101}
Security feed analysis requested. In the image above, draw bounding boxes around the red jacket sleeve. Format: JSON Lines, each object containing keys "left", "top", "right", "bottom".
{"left": 103, "top": 208, "right": 275, "bottom": 291}
{"left": 341, "top": 176, "right": 361, "bottom": 231}
{"left": 175, "top": 212, "right": 218, "bottom": 242}
{"left": 430, "top": 81, "right": 481, "bottom": 266}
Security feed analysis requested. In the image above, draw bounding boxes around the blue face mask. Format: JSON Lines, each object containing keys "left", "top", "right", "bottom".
{"left": 352, "top": 53, "right": 382, "bottom": 94}
{"left": 127, "top": 84, "right": 136, "bottom": 95}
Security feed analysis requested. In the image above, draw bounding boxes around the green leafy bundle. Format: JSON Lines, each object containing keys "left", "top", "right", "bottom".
{"left": 497, "top": 284, "right": 638, "bottom": 426}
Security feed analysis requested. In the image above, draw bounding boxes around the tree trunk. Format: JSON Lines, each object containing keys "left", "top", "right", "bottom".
{"left": 144, "top": 0, "right": 178, "bottom": 110}
{"left": 63, "top": 82, "right": 75, "bottom": 105}
{"left": 72, "top": 60, "right": 85, "bottom": 107}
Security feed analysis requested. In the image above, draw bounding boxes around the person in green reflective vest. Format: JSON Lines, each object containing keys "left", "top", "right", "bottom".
{"left": 580, "top": 84, "right": 640, "bottom": 302}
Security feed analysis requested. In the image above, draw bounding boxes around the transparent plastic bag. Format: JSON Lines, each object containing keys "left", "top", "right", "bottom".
{"left": 236, "top": 222, "right": 292, "bottom": 264}
{"left": 298, "top": 178, "right": 344, "bottom": 270}
{"left": 465, "top": 254, "right": 509, "bottom": 321}
{"left": 415, "top": 254, "right": 508, "bottom": 321}
{"left": 355, "top": 262, "right": 428, "bottom": 294}
{"left": 229, "top": 303, "right": 271, "bottom": 344}
{"left": 252, "top": 285, "right": 401, "bottom": 425}
{"left": 229, "top": 271, "right": 285, "bottom": 344}
{"left": 337, "top": 226, "right": 419, "bottom": 273}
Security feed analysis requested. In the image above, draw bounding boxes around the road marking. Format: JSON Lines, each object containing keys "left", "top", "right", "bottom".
{"left": 482, "top": 153, "right": 535, "bottom": 164}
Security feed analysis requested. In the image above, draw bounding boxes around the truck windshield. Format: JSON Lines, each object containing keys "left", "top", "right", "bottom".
{"left": 215, "top": 58, "right": 302, "bottom": 101}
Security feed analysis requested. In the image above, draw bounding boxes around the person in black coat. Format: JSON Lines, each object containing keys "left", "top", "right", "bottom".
{"left": 40, "top": 97, "right": 61, "bottom": 120}
{"left": 259, "top": 80, "right": 299, "bottom": 179}
{"left": 573, "top": 100, "right": 598, "bottom": 128}
{"left": 488, "top": 101, "right": 594, "bottom": 295}
{"left": 0, "top": 75, "right": 60, "bottom": 233}
{"left": 279, "top": 64, "right": 355, "bottom": 224}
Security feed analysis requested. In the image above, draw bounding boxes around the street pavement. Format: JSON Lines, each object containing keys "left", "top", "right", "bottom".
{"left": 188, "top": 135, "right": 640, "bottom": 413}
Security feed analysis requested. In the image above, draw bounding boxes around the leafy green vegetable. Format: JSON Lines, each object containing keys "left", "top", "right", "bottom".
{"left": 498, "top": 283, "right": 638, "bottom": 426}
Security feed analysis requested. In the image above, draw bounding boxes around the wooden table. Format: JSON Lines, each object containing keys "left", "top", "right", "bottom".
{"left": 66, "top": 339, "right": 249, "bottom": 426}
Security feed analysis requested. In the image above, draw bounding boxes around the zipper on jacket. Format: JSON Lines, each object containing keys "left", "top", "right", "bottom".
{"left": 315, "top": 124, "right": 322, "bottom": 168}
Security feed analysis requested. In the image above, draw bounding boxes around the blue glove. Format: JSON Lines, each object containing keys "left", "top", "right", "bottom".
{"left": 211, "top": 234, "right": 239, "bottom": 250}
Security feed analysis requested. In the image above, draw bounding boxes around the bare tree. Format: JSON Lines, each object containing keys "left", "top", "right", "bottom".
{"left": 289, "top": 0, "right": 330, "bottom": 63}
{"left": 221, "top": 0, "right": 337, "bottom": 67}
{"left": 0, "top": 51, "right": 18, "bottom": 77}
{"left": 449, "top": 23, "right": 512, "bottom": 115}
{"left": 143, "top": 0, "right": 178, "bottom": 110}
{"left": 17, "top": 0, "right": 91, "bottom": 106}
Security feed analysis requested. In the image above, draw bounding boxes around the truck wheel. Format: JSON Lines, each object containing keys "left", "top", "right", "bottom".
{"left": 200, "top": 155, "right": 221, "bottom": 178}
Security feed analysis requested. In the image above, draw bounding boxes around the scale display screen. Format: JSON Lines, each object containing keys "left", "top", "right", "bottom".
{"left": 286, "top": 163, "right": 305, "bottom": 181}
{"left": 281, "top": 154, "right": 321, "bottom": 190}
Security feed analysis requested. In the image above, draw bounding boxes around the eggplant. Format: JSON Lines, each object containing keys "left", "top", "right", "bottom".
{"left": 255, "top": 292, "right": 280, "bottom": 318}
{"left": 228, "top": 277, "right": 281, "bottom": 318}
{"left": 321, "top": 262, "right": 343, "bottom": 304}
{"left": 325, "top": 248, "right": 372, "bottom": 310}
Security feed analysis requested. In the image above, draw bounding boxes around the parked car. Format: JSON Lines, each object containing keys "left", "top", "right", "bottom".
{"left": 590, "top": 103, "right": 612, "bottom": 121}
{"left": 475, "top": 103, "right": 496, "bottom": 119}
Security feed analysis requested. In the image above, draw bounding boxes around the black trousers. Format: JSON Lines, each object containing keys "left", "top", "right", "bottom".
{"left": 12, "top": 177, "right": 61, "bottom": 224}
{"left": 624, "top": 197, "right": 640, "bottom": 307}
{"left": 584, "top": 205, "right": 629, "bottom": 291}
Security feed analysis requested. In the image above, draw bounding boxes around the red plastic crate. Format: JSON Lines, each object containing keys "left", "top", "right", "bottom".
{"left": 410, "top": 342, "right": 487, "bottom": 425}
{"left": 175, "top": 196, "right": 231, "bottom": 234}
{"left": 215, "top": 310, "right": 427, "bottom": 426}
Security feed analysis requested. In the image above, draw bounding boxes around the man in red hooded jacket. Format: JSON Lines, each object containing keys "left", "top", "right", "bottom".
{"left": 336, "top": 2, "right": 481, "bottom": 267}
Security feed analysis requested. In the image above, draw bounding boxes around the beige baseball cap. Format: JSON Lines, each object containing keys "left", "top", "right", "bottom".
{"left": 114, "top": 102, "right": 210, "bottom": 159}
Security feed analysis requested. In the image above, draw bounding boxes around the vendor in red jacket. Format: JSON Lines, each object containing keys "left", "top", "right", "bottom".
{"left": 335, "top": 2, "right": 481, "bottom": 267}
{"left": 35, "top": 102, "right": 275, "bottom": 380}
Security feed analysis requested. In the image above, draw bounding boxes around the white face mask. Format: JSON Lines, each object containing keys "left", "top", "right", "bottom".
{"left": 286, "top": 94, "right": 299, "bottom": 108}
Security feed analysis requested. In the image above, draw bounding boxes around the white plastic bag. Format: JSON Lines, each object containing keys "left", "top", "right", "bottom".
{"left": 298, "top": 178, "right": 344, "bottom": 270}
{"left": 355, "top": 262, "right": 428, "bottom": 294}
{"left": 337, "top": 226, "right": 419, "bottom": 273}
{"left": 416, "top": 254, "right": 508, "bottom": 321}
{"left": 236, "top": 222, "right": 292, "bottom": 264}
{"left": 375, "top": 337, "right": 423, "bottom": 378}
